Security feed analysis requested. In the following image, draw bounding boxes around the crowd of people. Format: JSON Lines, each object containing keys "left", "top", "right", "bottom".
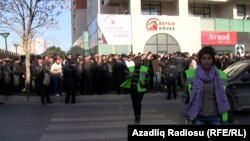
{"left": 1, "top": 48, "right": 250, "bottom": 124}
{"left": 0, "top": 50, "right": 250, "bottom": 105}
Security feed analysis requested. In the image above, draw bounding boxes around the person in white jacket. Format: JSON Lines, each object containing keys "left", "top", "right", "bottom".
{"left": 50, "top": 57, "right": 63, "bottom": 96}
{"left": 189, "top": 54, "right": 197, "bottom": 69}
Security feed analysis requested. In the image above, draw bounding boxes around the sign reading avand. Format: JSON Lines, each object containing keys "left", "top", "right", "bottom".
{"left": 201, "top": 31, "right": 237, "bottom": 45}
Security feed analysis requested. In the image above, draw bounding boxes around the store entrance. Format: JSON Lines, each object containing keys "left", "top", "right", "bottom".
{"left": 144, "top": 33, "right": 180, "bottom": 54}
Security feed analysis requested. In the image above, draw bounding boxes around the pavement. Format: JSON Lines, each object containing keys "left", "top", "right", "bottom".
{"left": 0, "top": 92, "right": 186, "bottom": 141}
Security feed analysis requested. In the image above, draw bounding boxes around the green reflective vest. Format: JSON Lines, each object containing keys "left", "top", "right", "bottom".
{"left": 120, "top": 65, "right": 148, "bottom": 93}
{"left": 185, "top": 69, "right": 228, "bottom": 122}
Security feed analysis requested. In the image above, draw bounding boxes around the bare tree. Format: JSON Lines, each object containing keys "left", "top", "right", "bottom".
{"left": 0, "top": 0, "right": 69, "bottom": 97}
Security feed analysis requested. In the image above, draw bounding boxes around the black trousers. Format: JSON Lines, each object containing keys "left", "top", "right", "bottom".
{"left": 65, "top": 83, "right": 76, "bottom": 104}
{"left": 177, "top": 72, "right": 184, "bottom": 88}
{"left": 0, "top": 78, "right": 3, "bottom": 95}
{"left": 41, "top": 85, "right": 51, "bottom": 104}
{"left": 166, "top": 78, "right": 177, "bottom": 99}
{"left": 3, "top": 79, "right": 12, "bottom": 96}
{"left": 130, "top": 89, "right": 145, "bottom": 118}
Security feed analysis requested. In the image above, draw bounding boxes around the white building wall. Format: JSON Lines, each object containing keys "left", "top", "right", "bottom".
{"left": 131, "top": 16, "right": 201, "bottom": 55}
{"left": 130, "top": 0, "right": 140, "bottom": 15}
{"left": 177, "top": 0, "right": 188, "bottom": 17}
{"left": 130, "top": 0, "right": 141, "bottom": 54}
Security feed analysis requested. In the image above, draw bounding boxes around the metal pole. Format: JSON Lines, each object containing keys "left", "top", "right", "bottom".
{"left": 13, "top": 44, "right": 19, "bottom": 55}
{"left": 4, "top": 37, "right": 8, "bottom": 52}
{"left": 0, "top": 32, "right": 10, "bottom": 52}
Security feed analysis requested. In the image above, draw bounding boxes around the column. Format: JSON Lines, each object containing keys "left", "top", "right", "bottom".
{"left": 177, "top": 0, "right": 188, "bottom": 17}
{"left": 130, "top": 0, "right": 141, "bottom": 54}
{"left": 130, "top": 0, "right": 141, "bottom": 15}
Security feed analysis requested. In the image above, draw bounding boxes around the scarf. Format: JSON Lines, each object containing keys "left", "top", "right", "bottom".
{"left": 184, "top": 64, "right": 230, "bottom": 119}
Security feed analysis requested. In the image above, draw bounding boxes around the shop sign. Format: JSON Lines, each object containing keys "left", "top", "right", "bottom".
{"left": 98, "top": 15, "right": 132, "bottom": 45}
{"left": 146, "top": 18, "right": 175, "bottom": 31}
{"left": 235, "top": 44, "right": 245, "bottom": 57}
{"left": 202, "top": 31, "right": 237, "bottom": 45}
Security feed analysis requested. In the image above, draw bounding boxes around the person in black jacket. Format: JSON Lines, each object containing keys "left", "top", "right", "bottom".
{"left": 164, "top": 58, "right": 178, "bottom": 99}
{"left": 63, "top": 60, "right": 78, "bottom": 104}
{"left": 41, "top": 63, "right": 52, "bottom": 105}
{"left": 12, "top": 58, "right": 22, "bottom": 94}
{"left": 0, "top": 58, "right": 4, "bottom": 104}
{"left": 113, "top": 54, "right": 128, "bottom": 94}
{"left": 2, "top": 57, "right": 12, "bottom": 96}
{"left": 33, "top": 56, "right": 44, "bottom": 97}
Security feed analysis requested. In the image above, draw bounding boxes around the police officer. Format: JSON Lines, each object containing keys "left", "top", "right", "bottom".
{"left": 121, "top": 56, "right": 149, "bottom": 123}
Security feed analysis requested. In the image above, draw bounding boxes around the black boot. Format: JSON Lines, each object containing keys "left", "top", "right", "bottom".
{"left": 135, "top": 114, "right": 141, "bottom": 123}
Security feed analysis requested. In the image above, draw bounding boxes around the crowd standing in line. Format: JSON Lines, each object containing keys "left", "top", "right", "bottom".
{"left": 0, "top": 50, "right": 250, "bottom": 106}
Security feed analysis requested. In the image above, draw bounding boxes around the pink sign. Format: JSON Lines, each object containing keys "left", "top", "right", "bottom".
{"left": 202, "top": 31, "right": 237, "bottom": 45}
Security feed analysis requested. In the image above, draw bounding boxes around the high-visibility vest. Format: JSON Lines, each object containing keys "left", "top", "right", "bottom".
{"left": 120, "top": 65, "right": 148, "bottom": 92}
{"left": 185, "top": 69, "right": 228, "bottom": 122}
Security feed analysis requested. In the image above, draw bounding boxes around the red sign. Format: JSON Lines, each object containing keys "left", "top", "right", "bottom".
{"left": 201, "top": 31, "right": 237, "bottom": 45}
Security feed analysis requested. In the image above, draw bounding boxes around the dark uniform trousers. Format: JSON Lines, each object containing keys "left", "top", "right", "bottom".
{"left": 130, "top": 88, "right": 145, "bottom": 121}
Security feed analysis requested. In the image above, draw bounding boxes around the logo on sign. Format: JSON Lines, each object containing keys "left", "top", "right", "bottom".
{"left": 146, "top": 18, "right": 175, "bottom": 31}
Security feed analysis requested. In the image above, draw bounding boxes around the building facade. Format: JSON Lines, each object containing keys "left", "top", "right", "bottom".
{"left": 71, "top": 0, "right": 88, "bottom": 47}
{"left": 76, "top": 0, "right": 250, "bottom": 55}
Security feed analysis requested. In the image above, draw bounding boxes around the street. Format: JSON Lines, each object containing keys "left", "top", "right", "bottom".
{"left": 0, "top": 93, "right": 249, "bottom": 141}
